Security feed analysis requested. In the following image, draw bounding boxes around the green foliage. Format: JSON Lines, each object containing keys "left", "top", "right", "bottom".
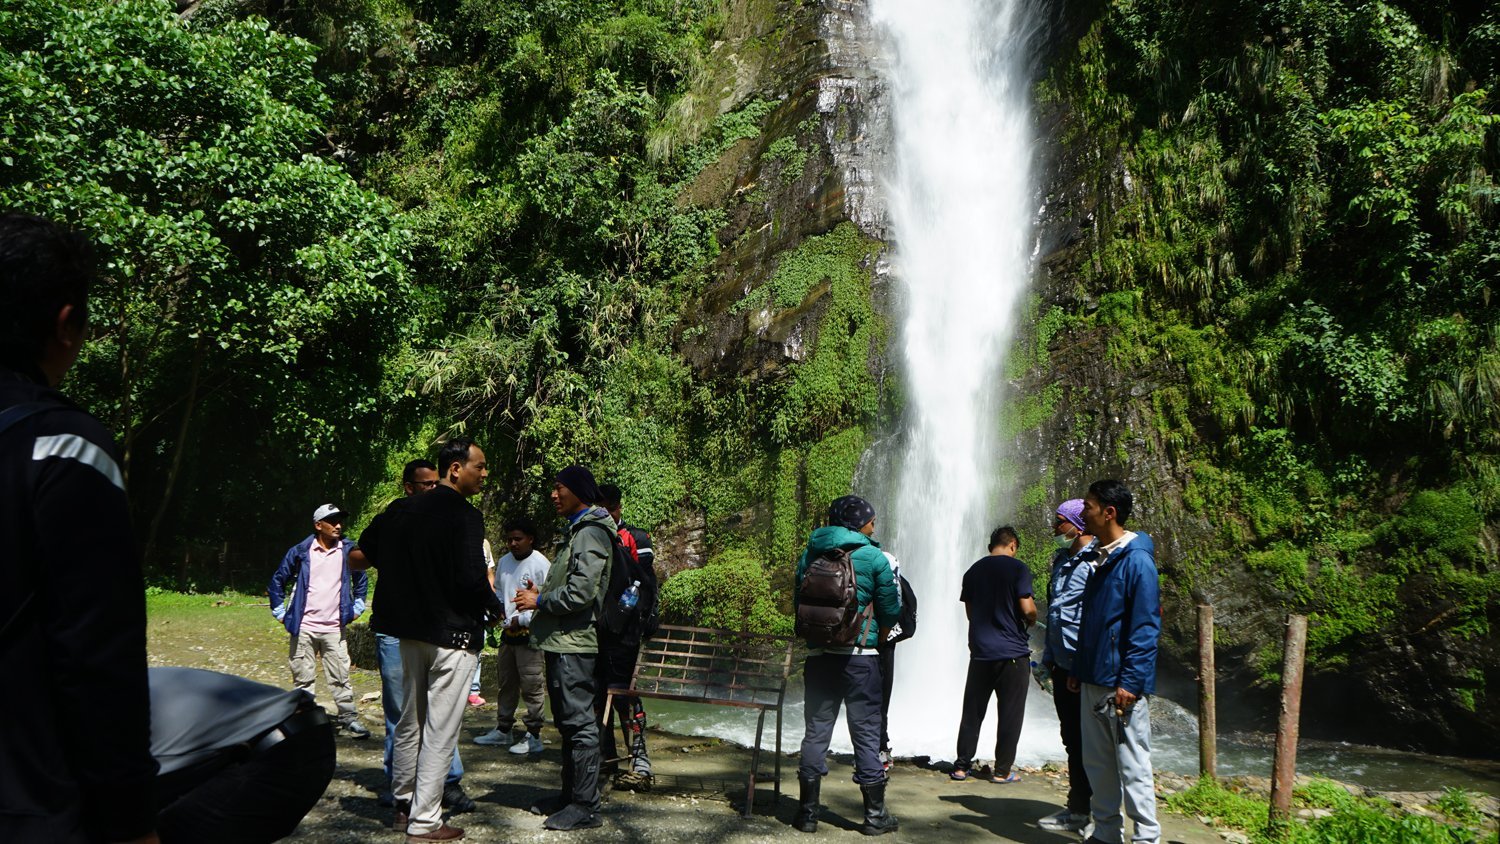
{"left": 762, "top": 134, "right": 808, "bottom": 183}
{"left": 1432, "top": 789, "right": 1484, "bottom": 829}
{"left": 1165, "top": 777, "right": 1268, "bottom": 834}
{"left": 657, "top": 549, "right": 793, "bottom": 635}
{"left": 0, "top": 0, "right": 414, "bottom": 556}
{"left": 760, "top": 223, "right": 887, "bottom": 443}
{"left": 1165, "top": 777, "right": 1487, "bottom": 843}
{"left": 1040, "top": 0, "right": 1500, "bottom": 684}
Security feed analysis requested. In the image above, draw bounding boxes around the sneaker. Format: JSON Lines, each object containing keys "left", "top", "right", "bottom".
{"left": 613, "top": 770, "right": 653, "bottom": 793}
{"left": 509, "top": 732, "right": 544, "bottom": 755}
{"left": 474, "top": 728, "right": 514, "bottom": 747}
{"left": 1038, "top": 810, "right": 1090, "bottom": 831}
{"left": 442, "top": 783, "right": 476, "bottom": 814}
{"left": 466, "top": 693, "right": 486, "bottom": 707}
{"left": 406, "top": 822, "right": 465, "bottom": 841}
{"left": 341, "top": 718, "right": 372, "bottom": 739}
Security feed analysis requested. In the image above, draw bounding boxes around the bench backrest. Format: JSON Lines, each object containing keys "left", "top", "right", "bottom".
{"left": 630, "top": 624, "right": 795, "bottom": 710}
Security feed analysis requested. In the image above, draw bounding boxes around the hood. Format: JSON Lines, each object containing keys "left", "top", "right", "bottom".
{"left": 806, "top": 525, "right": 879, "bottom": 557}
{"left": 569, "top": 505, "right": 616, "bottom": 533}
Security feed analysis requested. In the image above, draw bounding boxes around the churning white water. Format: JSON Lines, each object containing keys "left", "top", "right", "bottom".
{"left": 873, "top": 0, "right": 1051, "bottom": 762}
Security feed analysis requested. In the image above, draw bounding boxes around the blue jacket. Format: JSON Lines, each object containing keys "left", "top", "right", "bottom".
{"left": 267, "top": 535, "right": 368, "bottom": 637}
{"left": 1041, "top": 538, "right": 1098, "bottom": 672}
{"left": 1071, "top": 532, "right": 1160, "bottom": 696}
{"left": 794, "top": 526, "right": 901, "bottom": 651}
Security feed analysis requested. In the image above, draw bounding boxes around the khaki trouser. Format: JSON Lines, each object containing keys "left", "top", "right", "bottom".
{"left": 495, "top": 641, "right": 546, "bottom": 736}
{"left": 288, "top": 628, "right": 356, "bottom": 721}
{"left": 393, "top": 640, "right": 477, "bottom": 836}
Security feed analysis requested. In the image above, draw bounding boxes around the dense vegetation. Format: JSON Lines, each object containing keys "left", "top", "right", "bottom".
{"left": 3, "top": 0, "right": 1496, "bottom": 733}
{"left": 1033, "top": 0, "right": 1499, "bottom": 713}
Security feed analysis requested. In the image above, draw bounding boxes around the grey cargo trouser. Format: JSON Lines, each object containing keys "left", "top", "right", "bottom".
{"left": 1080, "top": 682, "right": 1160, "bottom": 844}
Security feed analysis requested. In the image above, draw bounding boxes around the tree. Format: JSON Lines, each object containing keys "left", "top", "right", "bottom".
{"left": 0, "top": 0, "right": 414, "bottom": 558}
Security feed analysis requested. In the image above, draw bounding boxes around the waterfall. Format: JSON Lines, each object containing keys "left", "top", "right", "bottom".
{"left": 872, "top": 0, "right": 1052, "bottom": 761}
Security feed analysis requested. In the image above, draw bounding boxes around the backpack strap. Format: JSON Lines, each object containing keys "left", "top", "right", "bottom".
{"left": 0, "top": 401, "right": 56, "bottom": 439}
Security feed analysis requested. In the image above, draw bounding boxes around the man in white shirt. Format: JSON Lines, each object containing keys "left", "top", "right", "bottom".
{"left": 474, "top": 516, "right": 550, "bottom": 754}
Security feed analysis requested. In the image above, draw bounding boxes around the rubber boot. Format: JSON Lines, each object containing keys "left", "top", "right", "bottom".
{"left": 859, "top": 781, "right": 899, "bottom": 836}
{"left": 794, "top": 776, "right": 821, "bottom": 833}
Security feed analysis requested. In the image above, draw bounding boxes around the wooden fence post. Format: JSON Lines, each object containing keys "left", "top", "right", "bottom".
{"left": 1197, "top": 604, "right": 1216, "bottom": 780}
{"left": 1268, "top": 614, "right": 1309, "bottom": 835}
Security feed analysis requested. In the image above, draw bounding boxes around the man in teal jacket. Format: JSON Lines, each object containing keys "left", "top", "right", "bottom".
{"left": 793, "top": 495, "right": 901, "bottom": 836}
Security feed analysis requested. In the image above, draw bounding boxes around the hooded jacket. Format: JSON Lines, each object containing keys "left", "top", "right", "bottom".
{"left": 531, "top": 505, "right": 615, "bottom": 654}
{"left": 267, "top": 535, "right": 367, "bottom": 637}
{"left": 793, "top": 526, "right": 901, "bottom": 651}
{"left": 1071, "top": 531, "right": 1161, "bottom": 695}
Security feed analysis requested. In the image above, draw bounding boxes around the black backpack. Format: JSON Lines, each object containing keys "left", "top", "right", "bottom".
{"left": 795, "top": 546, "right": 870, "bottom": 647}
{"left": 583, "top": 521, "right": 655, "bottom": 637}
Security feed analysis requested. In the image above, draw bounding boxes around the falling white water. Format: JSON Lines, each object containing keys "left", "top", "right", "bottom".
{"left": 873, "top": 0, "right": 1053, "bottom": 763}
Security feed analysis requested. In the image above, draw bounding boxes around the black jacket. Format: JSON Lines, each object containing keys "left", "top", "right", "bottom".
{"left": 360, "top": 485, "right": 503, "bottom": 650}
{"left": 0, "top": 365, "right": 157, "bottom": 842}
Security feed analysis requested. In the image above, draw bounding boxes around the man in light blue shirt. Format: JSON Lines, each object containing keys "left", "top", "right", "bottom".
{"left": 1038, "top": 498, "right": 1097, "bottom": 832}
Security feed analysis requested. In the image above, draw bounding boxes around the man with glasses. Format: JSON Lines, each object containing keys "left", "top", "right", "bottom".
{"left": 268, "top": 503, "right": 372, "bottom": 739}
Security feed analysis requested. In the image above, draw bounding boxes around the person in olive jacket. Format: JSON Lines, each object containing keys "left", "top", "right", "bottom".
{"left": 792, "top": 495, "right": 902, "bottom": 836}
{"left": 514, "top": 465, "right": 614, "bottom": 832}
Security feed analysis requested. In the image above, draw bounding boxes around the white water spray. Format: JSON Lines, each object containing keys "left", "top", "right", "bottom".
{"left": 873, "top": 0, "right": 1053, "bottom": 762}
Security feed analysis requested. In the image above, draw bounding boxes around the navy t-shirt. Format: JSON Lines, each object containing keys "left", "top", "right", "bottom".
{"left": 960, "top": 555, "right": 1034, "bottom": 660}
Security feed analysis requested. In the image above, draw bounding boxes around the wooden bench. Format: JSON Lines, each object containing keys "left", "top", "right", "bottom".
{"left": 604, "top": 624, "right": 796, "bottom": 817}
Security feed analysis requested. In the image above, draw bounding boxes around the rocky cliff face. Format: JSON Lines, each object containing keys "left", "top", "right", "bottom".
{"left": 1012, "top": 87, "right": 1500, "bottom": 758}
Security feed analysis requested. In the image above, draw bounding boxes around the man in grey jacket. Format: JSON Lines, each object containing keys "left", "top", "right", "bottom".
{"left": 514, "top": 465, "right": 614, "bottom": 832}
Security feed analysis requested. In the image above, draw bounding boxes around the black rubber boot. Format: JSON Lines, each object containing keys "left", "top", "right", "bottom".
{"left": 859, "top": 781, "right": 899, "bottom": 836}
{"left": 794, "top": 776, "right": 821, "bottom": 833}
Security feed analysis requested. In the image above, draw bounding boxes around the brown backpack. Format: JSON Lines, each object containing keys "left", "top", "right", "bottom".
{"left": 795, "top": 546, "right": 872, "bottom": 647}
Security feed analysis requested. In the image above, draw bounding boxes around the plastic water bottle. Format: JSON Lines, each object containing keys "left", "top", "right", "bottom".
{"left": 618, "top": 580, "right": 641, "bottom": 612}
{"left": 1030, "top": 660, "right": 1053, "bottom": 694}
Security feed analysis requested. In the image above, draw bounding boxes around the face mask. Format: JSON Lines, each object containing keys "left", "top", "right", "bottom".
{"left": 1053, "top": 533, "right": 1075, "bottom": 550}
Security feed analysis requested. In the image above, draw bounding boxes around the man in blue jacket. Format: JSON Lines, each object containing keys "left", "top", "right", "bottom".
{"left": 268, "top": 503, "right": 371, "bottom": 739}
{"left": 792, "top": 495, "right": 902, "bottom": 836}
{"left": 1069, "top": 480, "right": 1161, "bottom": 844}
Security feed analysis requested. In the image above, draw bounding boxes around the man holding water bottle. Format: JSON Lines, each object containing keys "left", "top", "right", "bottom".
{"left": 514, "top": 465, "right": 613, "bottom": 831}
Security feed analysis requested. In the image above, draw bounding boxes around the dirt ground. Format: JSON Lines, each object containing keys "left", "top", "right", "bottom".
{"left": 148, "top": 595, "right": 1225, "bottom": 843}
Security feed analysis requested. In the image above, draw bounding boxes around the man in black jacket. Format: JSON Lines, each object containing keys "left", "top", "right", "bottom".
{"left": 357, "top": 437, "right": 503, "bottom": 843}
{"left": 0, "top": 213, "right": 159, "bottom": 843}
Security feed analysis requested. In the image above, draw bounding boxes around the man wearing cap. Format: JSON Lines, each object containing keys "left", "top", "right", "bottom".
{"left": 792, "top": 495, "right": 902, "bottom": 836}
{"left": 1037, "top": 499, "right": 1097, "bottom": 833}
{"left": 514, "top": 465, "right": 615, "bottom": 831}
{"left": 269, "top": 503, "right": 371, "bottom": 739}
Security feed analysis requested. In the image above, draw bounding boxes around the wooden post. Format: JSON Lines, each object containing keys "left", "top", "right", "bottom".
{"left": 1268, "top": 614, "right": 1308, "bottom": 835}
{"left": 1197, "top": 604, "right": 1216, "bottom": 779}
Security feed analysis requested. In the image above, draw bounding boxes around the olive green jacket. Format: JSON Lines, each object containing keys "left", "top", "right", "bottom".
{"left": 531, "top": 505, "right": 614, "bottom": 654}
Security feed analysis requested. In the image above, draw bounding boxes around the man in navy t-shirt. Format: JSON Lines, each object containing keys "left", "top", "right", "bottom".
{"left": 953, "top": 526, "right": 1037, "bottom": 781}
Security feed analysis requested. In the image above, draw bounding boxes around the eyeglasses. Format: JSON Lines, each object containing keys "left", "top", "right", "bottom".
{"left": 413, "top": 480, "right": 438, "bottom": 488}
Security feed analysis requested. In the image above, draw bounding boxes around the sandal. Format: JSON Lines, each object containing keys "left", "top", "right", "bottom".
{"left": 949, "top": 767, "right": 971, "bottom": 781}
{"left": 990, "top": 772, "right": 1021, "bottom": 783}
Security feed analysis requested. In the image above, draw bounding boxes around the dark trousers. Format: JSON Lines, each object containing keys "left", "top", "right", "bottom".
{"left": 595, "top": 644, "right": 650, "bottom": 775}
{"left": 157, "top": 720, "right": 335, "bottom": 843}
{"left": 798, "top": 653, "right": 884, "bottom": 785}
{"left": 955, "top": 657, "right": 1029, "bottom": 774}
{"left": 546, "top": 651, "right": 602, "bottom": 812}
{"left": 1051, "top": 665, "right": 1092, "bottom": 813}
{"left": 877, "top": 646, "right": 895, "bottom": 752}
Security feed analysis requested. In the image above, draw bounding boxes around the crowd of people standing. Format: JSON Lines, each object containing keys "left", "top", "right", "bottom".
{"left": 790, "top": 482, "right": 1163, "bottom": 844}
